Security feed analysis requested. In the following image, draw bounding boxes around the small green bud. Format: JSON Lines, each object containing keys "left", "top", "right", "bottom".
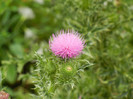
{"left": 60, "top": 65, "right": 77, "bottom": 78}
{"left": 66, "top": 66, "right": 72, "bottom": 71}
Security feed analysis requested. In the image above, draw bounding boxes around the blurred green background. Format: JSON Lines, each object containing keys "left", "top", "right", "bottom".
{"left": 0, "top": 0, "right": 133, "bottom": 98}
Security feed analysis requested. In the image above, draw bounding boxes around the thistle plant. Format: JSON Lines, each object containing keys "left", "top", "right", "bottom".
{"left": 33, "top": 30, "right": 90, "bottom": 98}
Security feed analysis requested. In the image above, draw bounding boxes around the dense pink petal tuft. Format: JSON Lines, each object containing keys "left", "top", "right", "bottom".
{"left": 49, "top": 30, "right": 84, "bottom": 59}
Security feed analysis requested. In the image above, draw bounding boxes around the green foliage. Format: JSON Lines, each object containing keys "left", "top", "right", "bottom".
{"left": 0, "top": 0, "right": 133, "bottom": 98}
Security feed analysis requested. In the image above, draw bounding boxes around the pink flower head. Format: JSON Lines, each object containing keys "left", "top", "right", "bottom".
{"left": 49, "top": 30, "right": 85, "bottom": 59}
{"left": 0, "top": 91, "right": 9, "bottom": 99}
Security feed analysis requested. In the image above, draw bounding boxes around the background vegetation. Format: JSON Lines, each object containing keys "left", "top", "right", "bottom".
{"left": 0, "top": 0, "right": 133, "bottom": 98}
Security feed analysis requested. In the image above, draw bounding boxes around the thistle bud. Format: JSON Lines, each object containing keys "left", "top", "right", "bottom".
{"left": 66, "top": 66, "right": 72, "bottom": 71}
{"left": 60, "top": 65, "right": 77, "bottom": 78}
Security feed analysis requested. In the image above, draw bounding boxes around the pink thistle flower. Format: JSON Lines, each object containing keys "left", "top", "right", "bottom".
{"left": 49, "top": 30, "right": 85, "bottom": 59}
